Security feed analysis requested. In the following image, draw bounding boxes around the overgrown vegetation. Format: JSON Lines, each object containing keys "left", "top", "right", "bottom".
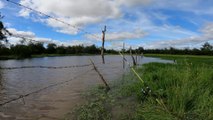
{"left": 67, "top": 55, "right": 213, "bottom": 120}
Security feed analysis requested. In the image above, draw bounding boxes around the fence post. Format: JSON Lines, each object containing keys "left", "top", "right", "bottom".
{"left": 130, "top": 47, "right": 136, "bottom": 66}
{"left": 101, "top": 26, "right": 106, "bottom": 64}
{"left": 89, "top": 59, "right": 110, "bottom": 91}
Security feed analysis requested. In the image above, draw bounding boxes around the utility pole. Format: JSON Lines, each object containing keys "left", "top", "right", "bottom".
{"left": 101, "top": 26, "right": 106, "bottom": 64}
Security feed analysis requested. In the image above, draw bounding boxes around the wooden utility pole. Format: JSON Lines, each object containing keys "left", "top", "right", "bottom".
{"left": 101, "top": 26, "right": 106, "bottom": 64}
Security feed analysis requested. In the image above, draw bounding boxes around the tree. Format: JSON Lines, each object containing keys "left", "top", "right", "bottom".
{"left": 10, "top": 44, "right": 31, "bottom": 58}
{"left": 0, "top": 13, "right": 10, "bottom": 42}
{"left": 137, "top": 47, "right": 144, "bottom": 54}
{"left": 0, "top": 43, "right": 10, "bottom": 56}
{"left": 46, "top": 43, "right": 57, "bottom": 54}
{"left": 28, "top": 42, "right": 45, "bottom": 54}
{"left": 201, "top": 42, "right": 213, "bottom": 51}
{"left": 56, "top": 45, "right": 66, "bottom": 54}
{"left": 200, "top": 42, "right": 213, "bottom": 55}
{"left": 84, "top": 45, "right": 99, "bottom": 54}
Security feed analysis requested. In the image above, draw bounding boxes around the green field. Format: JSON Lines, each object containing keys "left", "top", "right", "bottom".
{"left": 145, "top": 54, "right": 213, "bottom": 65}
{"left": 66, "top": 54, "right": 213, "bottom": 120}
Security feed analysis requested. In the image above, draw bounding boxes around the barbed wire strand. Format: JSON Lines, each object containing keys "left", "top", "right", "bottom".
{"left": 5, "top": 0, "right": 101, "bottom": 40}
{"left": 0, "top": 64, "right": 92, "bottom": 70}
{"left": 0, "top": 68, "right": 93, "bottom": 106}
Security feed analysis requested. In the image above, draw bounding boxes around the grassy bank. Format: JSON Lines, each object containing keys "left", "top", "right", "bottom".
{"left": 144, "top": 54, "right": 213, "bottom": 65}
{"left": 65, "top": 55, "right": 213, "bottom": 120}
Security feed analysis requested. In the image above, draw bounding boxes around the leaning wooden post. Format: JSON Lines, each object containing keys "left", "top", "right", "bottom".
{"left": 89, "top": 59, "right": 110, "bottom": 91}
{"left": 101, "top": 26, "right": 106, "bottom": 64}
{"left": 130, "top": 47, "right": 136, "bottom": 66}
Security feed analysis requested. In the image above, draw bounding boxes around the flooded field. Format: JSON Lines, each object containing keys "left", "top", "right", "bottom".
{"left": 0, "top": 55, "right": 172, "bottom": 120}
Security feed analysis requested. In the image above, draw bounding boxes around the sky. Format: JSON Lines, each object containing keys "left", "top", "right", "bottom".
{"left": 0, "top": 0, "right": 213, "bottom": 50}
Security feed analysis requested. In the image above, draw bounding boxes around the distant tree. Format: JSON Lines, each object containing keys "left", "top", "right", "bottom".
{"left": 201, "top": 42, "right": 213, "bottom": 51}
{"left": 56, "top": 45, "right": 66, "bottom": 54}
{"left": 200, "top": 42, "right": 213, "bottom": 55}
{"left": 46, "top": 43, "right": 57, "bottom": 54}
{"left": 66, "top": 46, "right": 75, "bottom": 54}
{"left": 0, "top": 43, "right": 10, "bottom": 56}
{"left": 74, "top": 45, "right": 83, "bottom": 54}
{"left": 10, "top": 44, "right": 31, "bottom": 58}
{"left": 84, "top": 45, "right": 99, "bottom": 54}
{"left": 137, "top": 47, "right": 144, "bottom": 53}
{"left": 106, "top": 49, "right": 117, "bottom": 54}
{"left": 28, "top": 42, "right": 45, "bottom": 54}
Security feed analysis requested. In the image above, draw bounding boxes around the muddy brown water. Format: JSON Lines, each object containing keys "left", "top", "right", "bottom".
{"left": 0, "top": 55, "right": 172, "bottom": 120}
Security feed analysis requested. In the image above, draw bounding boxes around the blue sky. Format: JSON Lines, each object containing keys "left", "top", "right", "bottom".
{"left": 0, "top": 0, "right": 213, "bottom": 49}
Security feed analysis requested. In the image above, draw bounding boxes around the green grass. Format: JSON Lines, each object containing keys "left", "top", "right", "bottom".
{"left": 66, "top": 55, "right": 213, "bottom": 120}
{"left": 145, "top": 54, "right": 213, "bottom": 65}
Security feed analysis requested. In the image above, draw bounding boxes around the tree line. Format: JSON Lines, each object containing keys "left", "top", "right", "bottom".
{"left": 0, "top": 43, "right": 118, "bottom": 58}
{"left": 0, "top": 40, "right": 212, "bottom": 59}
{"left": 131, "top": 42, "right": 213, "bottom": 56}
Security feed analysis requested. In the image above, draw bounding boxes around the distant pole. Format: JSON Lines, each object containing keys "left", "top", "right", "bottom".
{"left": 123, "top": 42, "right": 125, "bottom": 69}
{"left": 101, "top": 26, "right": 106, "bottom": 64}
{"left": 135, "top": 52, "right": 138, "bottom": 65}
{"left": 130, "top": 46, "right": 136, "bottom": 66}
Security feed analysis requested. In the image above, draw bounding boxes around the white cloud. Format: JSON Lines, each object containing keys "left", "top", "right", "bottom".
{"left": 86, "top": 29, "right": 146, "bottom": 41}
{"left": 7, "top": 28, "right": 35, "bottom": 38}
{"left": 6, "top": 28, "right": 94, "bottom": 46}
{"left": 117, "top": 0, "right": 152, "bottom": 7}
{"left": 144, "top": 23, "right": 213, "bottom": 49}
{"left": 0, "top": 1, "right": 4, "bottom": 9}
{"left": 13, "top": 0, "right": 213, "bottom": 49}
{"left": 19, "top": 0, "right": 121, "bottom": 35}
{"left": 150, "top": 0, "right": 213, "bottom": 15}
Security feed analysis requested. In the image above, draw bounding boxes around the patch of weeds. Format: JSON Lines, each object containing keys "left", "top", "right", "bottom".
{"left": 66, "top": 86, "right": 113, "bottom": 120}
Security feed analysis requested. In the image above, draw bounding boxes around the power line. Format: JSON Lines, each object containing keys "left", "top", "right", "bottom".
{"left": 8, "top": 34, "right": 46, "bottom": 44}
{"left": 5, "top": 0, "right": 101, "bottom": 40}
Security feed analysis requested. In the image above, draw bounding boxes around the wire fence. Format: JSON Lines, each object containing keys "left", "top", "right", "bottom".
{"left": 0, "top": 64, "right": 92, "bottom": 70}
{"left": 0, "top": 68, "right": 93, "bottom": 106}
{"left": 0, "top": 0, "right": 143, "bottom": 108}
{"left": 5, "top": 0, "right": 101, "bottom": 40}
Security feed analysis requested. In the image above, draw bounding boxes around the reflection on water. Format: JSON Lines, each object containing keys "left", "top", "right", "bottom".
{"left": 0, "top": 55, "right": 172, "bottom": 120}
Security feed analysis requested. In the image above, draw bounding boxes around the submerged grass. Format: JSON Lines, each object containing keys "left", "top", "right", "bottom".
{"left": 66, "top": 55, "right": 213, "bottom": 120}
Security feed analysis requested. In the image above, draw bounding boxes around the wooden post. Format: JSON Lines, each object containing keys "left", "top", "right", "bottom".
{"left": 130, "top": 47, "right": 136, "bottom": 66}
{"left": 101, "top": 26, "right": 106, "bottom": 64}
{"left": 90, "top": 59, "right": 110, "bottom": 91}
{"left": 122, "top": 42, "right": 125, "bottom": 69}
